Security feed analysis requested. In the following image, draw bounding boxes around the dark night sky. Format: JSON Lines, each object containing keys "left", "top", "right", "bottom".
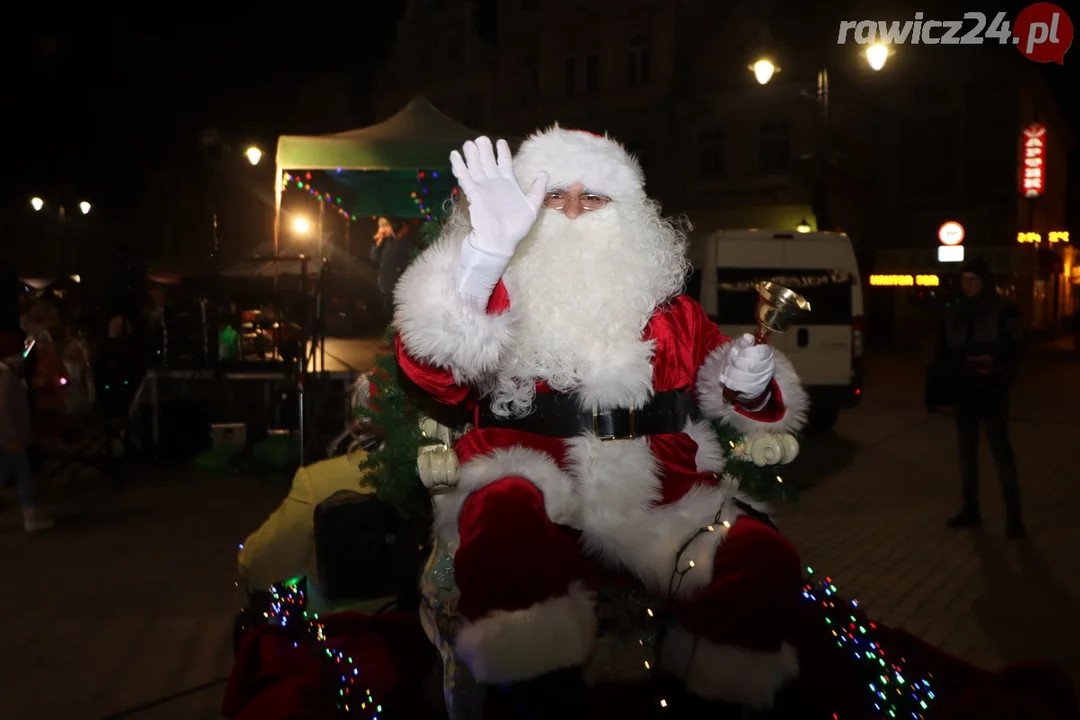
{"left": 4, "top": 5, "right": 407, "bottom": 216}
{"left": 4, "top": 1, "right": 1077, "bottom": 222}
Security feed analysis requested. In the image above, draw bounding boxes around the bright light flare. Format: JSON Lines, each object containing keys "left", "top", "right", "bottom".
{"left": 245, "top": 146, "right": 263, "bottom": 165}
{"left": 293, "top": 217, "right": 311, "bottom": 234}
{"left": 866, "top": 44, "right": 889, "bottom": 71}
{"left": 751, "top": 59, "right": 777, "bottom": 85}
{"left": 31, "top": 197, "right": 44, "bottom": 211}
{"left": 79, "top": 201, "right": 91, "bottom": 215}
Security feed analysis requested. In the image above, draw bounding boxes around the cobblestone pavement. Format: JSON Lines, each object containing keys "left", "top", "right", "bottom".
{"left": 776, "top": 341, "right": 1080, "bottom": 690}
{"left": 1, "top": 343, "right": 1077, "bottom": 718}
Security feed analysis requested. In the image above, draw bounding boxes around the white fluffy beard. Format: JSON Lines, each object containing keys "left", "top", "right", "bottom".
{"left": 484, "top": 200, "right": 691, "bottom": 417}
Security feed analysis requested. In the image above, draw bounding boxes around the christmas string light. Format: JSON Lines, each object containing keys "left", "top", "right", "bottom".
{"left": 242, "top": 580, "right": 388, "bottom": 718}
{"left": 283, "top": 171, "right": 359, "bottom": 222}
{"left": 802, "top": 568, "right": 936, "bottom": 718}
{"left": 284, "top": 170, "right": 458, "bottom": 224}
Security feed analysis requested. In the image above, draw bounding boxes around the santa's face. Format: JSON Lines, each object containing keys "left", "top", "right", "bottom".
{"left": 486, "top": 179, "right": 689, "bottom": 415}
{"left": 540, "top": 183, "right": 611, "bottom": 219}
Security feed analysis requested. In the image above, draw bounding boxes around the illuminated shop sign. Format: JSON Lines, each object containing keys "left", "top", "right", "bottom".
{"left": 868, "top": 274, "right": 940, "bottom": 287}
{"left": 1017, "top": 231, "right": 1069, "bottom": 244}
{"left": 938, "top": 246, "right": 964, "bottom": 262}
{"left": 1020, "top": 123, "right": 1046, "bottom": 198}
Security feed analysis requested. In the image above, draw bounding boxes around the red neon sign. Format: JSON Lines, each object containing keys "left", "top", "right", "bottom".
{"left": 1020, "top": 123, "right": 1046, "bottom": 198}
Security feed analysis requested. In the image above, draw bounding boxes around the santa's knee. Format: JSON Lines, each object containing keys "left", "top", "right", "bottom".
{"left": 660, "top": 517, "right": 803, "bottom": 710}
{"left": 450, "top": 476, "right": 597, "bottom": 688}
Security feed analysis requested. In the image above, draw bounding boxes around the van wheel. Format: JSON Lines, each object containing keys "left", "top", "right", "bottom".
{"left": 808, "top": 408, "right": 839, "bottom": 431}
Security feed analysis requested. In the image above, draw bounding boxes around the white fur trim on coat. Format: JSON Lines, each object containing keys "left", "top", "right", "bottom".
{"left": 393, "top": 234, "right": 514, "bottom": 384}
{"left": 432, "top": 446, "right": 579, "bottom": 546}
{"left": 513, "top": 124, "right": 646, "bottom": 203}
{"left": 697, "top": 342, "right": 808, "bottom": 435}
{"left": 435, "top": 432, "right": 768, "bottom": 599}
{"left": 454, "top": 580, "right": 598, "bottom": 683}
{"left": 660, "top": 625, "right": 799, "bottom": 708}
{"left": 567, "top": 433, "right": 756, "bottom": 598}
{"left": 683, "top": 419, "right": 727, "bottom": 474}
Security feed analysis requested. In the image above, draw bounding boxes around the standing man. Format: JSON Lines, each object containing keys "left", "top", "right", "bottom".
{"left": 935, "top": 256, "right": 1026, "bottom": 539}
{"left": 369, "top": 217, "right": 413, "bottom": 329}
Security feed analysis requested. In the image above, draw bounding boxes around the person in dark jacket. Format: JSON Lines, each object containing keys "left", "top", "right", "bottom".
{"left": 369, "top": 218, "right": 413, "bottom": 327}
{"left": 934, "top": 256, "right": 1026, "bottom": 539}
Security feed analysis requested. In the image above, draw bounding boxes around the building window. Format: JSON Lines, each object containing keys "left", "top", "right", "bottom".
{"left": 627, "top": 35, "right": 651, "bottom": 86}
{"left": 585, "top": 54, "right": 599, "bottom": 93}
{"left": 463, "top": 92, "right": 485, "bottom": 128}
{"left": 696, "top": 125, "right": 725, "bottom": 177}
{"left": 758, "top": 120, "right": 791, "bottom": 174}
{"left": 565, "top": 58, "right": 576, "bottom": 96}
{"left": 521, "top": 57, "right": 540, "bottom": 105}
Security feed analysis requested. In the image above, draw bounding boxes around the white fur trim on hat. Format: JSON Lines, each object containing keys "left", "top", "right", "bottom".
{"left": 513, "top": 124, "right": 646, "bottom": 202}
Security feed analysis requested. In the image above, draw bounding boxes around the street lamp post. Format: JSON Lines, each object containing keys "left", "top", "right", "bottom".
{"left": 752, "top": 44, "right": 890, "bottom": 234}
{"left": 205, "top": 140, "right": 263, "bottom": 270}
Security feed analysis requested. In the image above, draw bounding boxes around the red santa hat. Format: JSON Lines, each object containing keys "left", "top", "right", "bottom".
{"left": 513, "top": 124, "right": 646, "bottom": 203}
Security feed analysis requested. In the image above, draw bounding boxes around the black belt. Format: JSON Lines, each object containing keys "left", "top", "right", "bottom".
{"left": 476, "top": 391, "right": 699, "bottom": 440}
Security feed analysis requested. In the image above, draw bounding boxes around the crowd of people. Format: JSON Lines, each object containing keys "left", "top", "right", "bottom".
{"left": 0, "top": 285, "right": 100, "bottom": 534}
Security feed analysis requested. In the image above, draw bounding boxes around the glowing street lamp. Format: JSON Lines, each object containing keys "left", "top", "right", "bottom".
{"left": 245, "top": 146, "right": 263, "bottom": 166}
{"left": 79, "top": 201, "right": 91, "bottom": 215}
{"left": 751, "top": 59, "right": 777, "bottom": 85}
{"left": 865, "top": 43, "right": 889, "bottom": 71}
{"left": 31, "top": 197, "right": 44, "bottom": 211}
{"left": 293, "top": 217, "right": 311, "bottom": 234}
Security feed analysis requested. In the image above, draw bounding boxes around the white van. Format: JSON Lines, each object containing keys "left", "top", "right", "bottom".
{"left": 689, "top": 229, "right": 865, "bottom": 430}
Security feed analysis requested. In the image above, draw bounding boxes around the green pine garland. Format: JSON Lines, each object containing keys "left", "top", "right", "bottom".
{"left": 354, "top": 219, "right": 445, "bottom": 523}
{"left": 711, "top": 420, "right": 800, "bottom": 504}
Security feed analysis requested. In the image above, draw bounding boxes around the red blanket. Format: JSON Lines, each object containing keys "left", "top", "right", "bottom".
{"left": 224, "top": 609, "right": 1078, "bottom": 719}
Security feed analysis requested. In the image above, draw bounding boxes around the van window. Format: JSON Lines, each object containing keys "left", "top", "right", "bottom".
{"left": 713, "top": 268, "right": 853, "bottom": 326}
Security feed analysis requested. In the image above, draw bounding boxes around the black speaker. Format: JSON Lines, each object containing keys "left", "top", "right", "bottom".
{"left": 160, "top": 300, "right": 214, "bottom": 369}
{"left": 314, "top": 491, "right": 418, "bottom": 607}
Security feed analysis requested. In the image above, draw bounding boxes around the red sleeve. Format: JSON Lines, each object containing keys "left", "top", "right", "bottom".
{"left": 673, "top": 295, "right": 788, "bottom": 423}
{"left": 393, "top": 280, "right": 511, "bottom": 407}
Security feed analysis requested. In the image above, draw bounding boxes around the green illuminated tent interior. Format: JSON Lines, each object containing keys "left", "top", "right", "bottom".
{"left": 274, "top": 96, "right": 484, "bottom": 219}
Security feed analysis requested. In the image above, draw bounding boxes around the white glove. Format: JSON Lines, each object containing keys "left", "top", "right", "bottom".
{"left": 451, "top": 137, "right": 548, "bottom": 308}
{"left": 720, "top": 333, "right": 776, "bottom": 403}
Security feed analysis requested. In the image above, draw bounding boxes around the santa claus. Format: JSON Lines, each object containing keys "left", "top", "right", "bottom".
{"left": 393, "top": 128, "right": 809, "bottom": 717}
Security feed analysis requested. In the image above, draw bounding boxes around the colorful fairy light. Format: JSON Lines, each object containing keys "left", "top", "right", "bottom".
{"left": 284, "top": 172, "right": 358, "bottom": 222}
{"left": 283, "top": 170, "right": 455, "bottom": 223}
{"left": 803, "top": 568, "right": 936, "bottom": 718}
{"left": 241, "top": 580, "right": 387, "bottom": 717}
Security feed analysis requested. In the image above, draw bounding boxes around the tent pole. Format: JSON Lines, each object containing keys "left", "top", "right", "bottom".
{"left": 273, "top": 164, "right": 283, "bottom": 291}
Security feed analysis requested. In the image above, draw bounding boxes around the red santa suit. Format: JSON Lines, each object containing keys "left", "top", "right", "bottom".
{"left": 393, "top": 128, "right": 811, "bottom": 709}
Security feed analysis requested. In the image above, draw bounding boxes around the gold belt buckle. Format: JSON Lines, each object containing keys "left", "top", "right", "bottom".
{"left": 592, "top": 406, "right": 635, "bottom": 441}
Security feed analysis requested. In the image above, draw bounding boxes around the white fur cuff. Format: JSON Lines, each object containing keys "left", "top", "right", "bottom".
{"left": 660, "top": 625, "right": 799, "bottom": 708}
{"left": 454, "top": 581, "right": 598, "bottom": 684}
{"left": 697, "top": 342, "right": 808, "bottom": 435}
{"left": 393, "top": 234, "right": 514, "bottom": 384}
